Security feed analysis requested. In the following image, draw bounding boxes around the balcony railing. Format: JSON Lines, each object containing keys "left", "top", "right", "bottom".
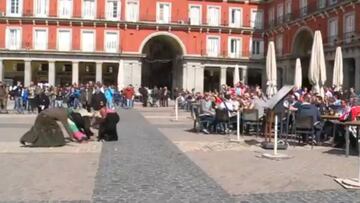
{"left": 276, "top": 15, "right": 283, "bottom": 25}
{"left": 299, "top": 6, "right": 308, "bottom": 17}
{"left": 343, "top": 31, "right": 357, "bottom": 44}
{"left": 284, "top": 13, "right": 292, "bottom": 22}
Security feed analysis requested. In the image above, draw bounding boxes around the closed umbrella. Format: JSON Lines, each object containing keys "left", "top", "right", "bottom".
{"left": 309, "top": 30, "right": 327, "bottom": 97}
{"left": 332, "top": 46, "right": 343, "bottom": 91}
{"left": 266, "top": 41, "right": 277, "bottom": 98}
{"left": 294, "top": 58, "right": 302, "bottom": 89}
{"left": 233, "top": 64, "right": 240, "bottom": 86}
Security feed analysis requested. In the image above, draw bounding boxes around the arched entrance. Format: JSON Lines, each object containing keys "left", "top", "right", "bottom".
{"left": 292, "top": 28, "right": 313, "bottom": 88}
{"left": 141, "top": 33, "right": 184, "bottom": 91}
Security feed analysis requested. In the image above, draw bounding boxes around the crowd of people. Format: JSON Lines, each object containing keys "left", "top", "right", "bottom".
{"left": 175, "top": 82, "right": 360, "bottom": 149}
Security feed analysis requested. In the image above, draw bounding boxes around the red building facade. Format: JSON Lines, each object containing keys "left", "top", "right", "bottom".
{"left": 0, "top": 0, "right": 266, "bottom": 92}
{"left": 264, "top": 0, "right": 360, "bottom": 91}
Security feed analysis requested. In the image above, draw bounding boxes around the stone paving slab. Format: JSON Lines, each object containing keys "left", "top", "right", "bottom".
{"left": 0, "top": 142, "right": 102, "bottom": 153}
{"left": 92, "top": 109, "right": 233, "bottom": 202}
{"left": 0, "top": 154, "right": 100, "bottom": 202}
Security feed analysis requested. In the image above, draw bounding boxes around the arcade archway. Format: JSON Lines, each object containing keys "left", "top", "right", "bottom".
{"left": 141, "top": 34, "right": 184, "bottom": 90}
{"left": 292, "top": 28, "right": 313, "bottom": 88}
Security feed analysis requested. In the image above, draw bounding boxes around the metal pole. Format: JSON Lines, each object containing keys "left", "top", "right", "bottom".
{"left": 358, "top": 139, "right": 360, "bottom": 184}
{"left": 274, "top": 115, "right": 278, "bottom": 155}
{"left": 237, "top": 110, "right": 240, "bottom": 141}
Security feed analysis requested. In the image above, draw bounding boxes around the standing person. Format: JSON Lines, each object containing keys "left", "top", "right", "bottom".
{"left": 22, "top": 87, "right": 29, "bottom": 112}
{"left": 139, "top": 85, "right": 148, "bottom": 107}
{"left": 104, "top": 86, "right": 114, "bottom": 109}
{"left": 91, "top": 86, "right": 107, "bottom": 111}
{"left": 36, "top": 90, "right": 50, "bottom": 113}
{"left": 124, "top": 85, "right": 135, "bottom": 109}
{"left": 28, "top": 82, "right": 36, "bottom": 113}
{"left": 159, "top": 87, "right": 164, "bottom": 107}
{"left": 12, "top": 81, "right": 23, "bottom": 113}
{"left": 0, "top": 82, "right": 7, "bottom": 112}
{"left": 163, "top": 86, "right": 169, "bottom": 107}
{"left": 55, "top": 86, "right": 65, "bottom": 108}
{"left": 152, "top": 86, "right": 159, "bottom": 107}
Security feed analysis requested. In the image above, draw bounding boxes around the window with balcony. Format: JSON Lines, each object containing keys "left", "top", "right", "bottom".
{"left": 300, "top": 0, "right": 307, "bottom": 17}
{"left": 344, "top": 13, "right": 355, "bottom": 43}
{"left": 250, "top": 38, "right": 264, "bottom": 57}
{"left": 34, "top": 0, "right": 49, "bottom": 17}
{"left": 277, "top": 4, "right": 284, "bottom": 24}
{"left": 228, "top": 38, "right": 242, "bottom": 58}
{"left": 328, "top": 0, "right": 337, "bottom": 6}
{"left": 318, "top": 0, "right": 326, "bottom": 9}
{"left": 126, "top": 0, "right": 139, "bottom": 22}
{"left": 207, "top": 36, "right": 220, "bottom": 57}
{"left": 276, "top": 35, "right": 283, "bottom": 56}
{"left": 268, "top": 7, "right": 275, "bottom": 27}
{"left": 251, "top": 10, "right": 263, "bottom": 29}
{"left": 106, "top": 0, "right": 120, "bottom": 20}
{"left": 105, "top": 31, "right": 118, "bottom": 53}
{"left": 34, "top": 29, "right": 48, "bottom": 50}
{"left": 207, "top": 6, "right": 220, "bottom": 26}
{"left": 157, "top": 2, "right": 171, "bottom": 23}
{"left": 58, "top": 0, "right": 72, "bottom": 18}
{"left": 81, "top": 30, "right": 95, "bottom": 52}
{"left": 57, "top": 29, "right": 71, "bottom": 51}
{"left": 328, "top": 18, "right": 338, "bottom": 46}
{"left": 82, "top": 0, "right": 96, "bottom": 19}
{"left": 6, "top": 28, "right": 21, "bottom": 50}
{"left": 6, "top": 0, "right": 22, "bottom": 16}
{"left": 229, "top": 8, "right": 242, "bottom": 28}
{"left": 285, "top": 0, "right": 291, "bottom": 20}
{"left": 189, "top": 5, "right": 201, "bottom": 25}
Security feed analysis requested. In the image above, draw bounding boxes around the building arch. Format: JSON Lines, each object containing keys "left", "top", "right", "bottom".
{"left": 139, "top": 31, "right": 187, "bottom": 55}
{"left": 140, "top": 32, "right": 185, "bottom": 90}
{"left": 291, "top": 26, "right": 314, "bottom": 56}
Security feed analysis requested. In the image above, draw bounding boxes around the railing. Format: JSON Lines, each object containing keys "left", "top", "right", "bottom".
{"left": 276, "top": 16, "right": 283, "bottom": 25}
{"left": 284, "top": 13, "right": 292, "bottom": 22}
{"left": 299, "top": 6, "right": 308, "bottom": 17}
{"left": 200, "top": 49, "right": 264, "bottom": 58}
{"left": 344, "top": 31, "right": 357, "bottom": 44}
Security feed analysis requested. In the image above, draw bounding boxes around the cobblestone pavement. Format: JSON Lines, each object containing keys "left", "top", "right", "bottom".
{"left": 234, "top": 189, "right": 360, "bottom": 203}
{"left": 92, "top": 109, "right": 233, "bottom": 203}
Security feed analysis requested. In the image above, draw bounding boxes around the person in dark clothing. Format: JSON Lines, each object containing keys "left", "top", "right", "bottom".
{"left": 69, "top": 112, "right": 94, "bottom": 139}
{"left": 98, "top": 101, "right": 119, "bottom": 141}
{"left": 295, "top": 95, "right": 322, "bottom": 142}
{"left": 139, "top": 86, "right": 148, "bottom": 107}
{"left": 36, "top": 91, "right": 50, "bottom": 113}
{"left": 91, "top": 87, "right": 106, "bottom": 111}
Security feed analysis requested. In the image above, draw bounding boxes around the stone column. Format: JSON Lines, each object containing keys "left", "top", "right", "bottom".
{"left": 194, "top": 65, "right": 204, "bottom": 93}
{"left": 96, "top": 62, "right": 103, "bottom": 83}
{"left": 355, "top": 57, "right": 360, "bottom": 92}
{"left": 182, "top": 62, "right": 188, "bottom": 90}
{"left": 48, "top": 60, "right": 55, "bottom": 86}
{"left": 72, "top": 61, "right": 79, "bottom": 85}
{"left": 220, "top": 66, "right": 227, "bottom": 86}
{"left": 0, "top": 60, "right": 4, "bottom": 82}
{"left": 117, "top": 59, "right": 124, "bottom": 89}
{"left": 186, "top": 63, "right": 196, "bottom": 91}
{"left": 241, "top": 66, "right": 248, "bottom": 84}
{"left": 132, "top": 61, "right": 142, "bottom": 90}
{"left": 24, "top": 60, "right": 31, "bottom": 87}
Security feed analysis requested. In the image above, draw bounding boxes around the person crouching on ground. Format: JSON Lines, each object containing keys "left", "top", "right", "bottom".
{"left": 97, "top": 101, "right": 119, "bottom": 141}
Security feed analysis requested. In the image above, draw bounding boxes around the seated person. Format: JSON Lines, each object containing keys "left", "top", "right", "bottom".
{"left": 199, "top": 93, "right": 215, "bottom": 134}
{"left": 295, "top": 94, "right": 322, "bottom": 143}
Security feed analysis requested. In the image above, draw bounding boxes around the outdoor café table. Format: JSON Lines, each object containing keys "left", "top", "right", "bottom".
{"left": 320, "top": 115, "right": 341, "bottom": 141}
{"left": 344, "top": 121, "right": 360, "bottom": 157}
{"left": 321, "top": 115, "right": 340, "bottom": 121}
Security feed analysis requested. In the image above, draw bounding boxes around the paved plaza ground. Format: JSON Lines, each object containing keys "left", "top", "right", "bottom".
{"left": 0, "top": 105, "right": 360, "bottom": 202}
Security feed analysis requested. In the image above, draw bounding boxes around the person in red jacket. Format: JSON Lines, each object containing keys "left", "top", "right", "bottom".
{"left": 123, "top": 85, "right": 135, "bottom": 108}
